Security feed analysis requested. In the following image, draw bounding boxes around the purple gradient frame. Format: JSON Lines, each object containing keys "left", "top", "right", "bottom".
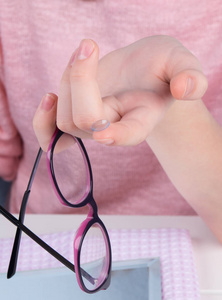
{"left": 47, "top": 128, "right": 111, "bottom": 293}
{"left": 46, "top": 128, "right": 91, "bottom": 207}
{"left": 74, "top": 213, "right": 111, "bottom": 292}
{"left": 2, "top": 127, "right": 111, "bottom": 294}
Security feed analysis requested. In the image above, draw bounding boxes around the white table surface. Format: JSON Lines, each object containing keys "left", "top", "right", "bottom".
{"left": 1, "top": 214, "right": 222, "bottom": 299}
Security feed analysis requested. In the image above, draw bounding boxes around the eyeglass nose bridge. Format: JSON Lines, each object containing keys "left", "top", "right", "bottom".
{"left": 85, "top": 193, "right": 98, "bottom": 217}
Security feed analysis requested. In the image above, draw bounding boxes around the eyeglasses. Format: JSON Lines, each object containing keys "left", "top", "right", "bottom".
{"left": 0, "top": 127, "right": 112, "bottom": 293}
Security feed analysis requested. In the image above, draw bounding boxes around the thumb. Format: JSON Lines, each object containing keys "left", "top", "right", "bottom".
{"left": 170, "top": 69, "right": 208, "bottom": 100}
{"left": 166, "top": 42, "right": 208, "bottom": 100}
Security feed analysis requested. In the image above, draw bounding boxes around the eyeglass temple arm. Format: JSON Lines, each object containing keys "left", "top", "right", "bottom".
{"left": 7, "top": 190, "right": 30, "bottom": 279}
{"left": 0, "top": 205, "right": 95, "bottom": 285}
{"left": 7, "top": 148, "right": 43, "bottom": 279}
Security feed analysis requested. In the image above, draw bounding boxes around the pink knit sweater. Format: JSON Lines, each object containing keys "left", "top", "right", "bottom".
{"left": 0, "top": 0, "right": 221, "bottom": 214}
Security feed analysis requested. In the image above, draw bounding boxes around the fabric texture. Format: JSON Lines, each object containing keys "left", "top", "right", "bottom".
{"left": 0, "top": 228, "right": 199, "bottom": 299}
{"left": 0, "top": 0, "right": 221, "bottom": 214}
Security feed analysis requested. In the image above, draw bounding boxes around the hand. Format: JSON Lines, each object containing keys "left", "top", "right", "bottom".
{"left": 33, "top": 36, "right": 208, "bottom": 150}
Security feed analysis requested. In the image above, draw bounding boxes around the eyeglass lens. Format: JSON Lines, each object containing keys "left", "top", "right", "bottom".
{"left": 52, "top": 133, "right": 90, "bottom": 205}
{"left": 80, "top": 223, "right": 110, "bottom": 291}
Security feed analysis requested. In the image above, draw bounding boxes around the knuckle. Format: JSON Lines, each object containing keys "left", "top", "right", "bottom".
{"left": 70, "top": 68, "right": 92, "bottom": 82}
{"left": 57, "top": 120, "right": 75, "bottom": 133}
{"left": 74, "top": 114, "right": 95, "bottom": 131}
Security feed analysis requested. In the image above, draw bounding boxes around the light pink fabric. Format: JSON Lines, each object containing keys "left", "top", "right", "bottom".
{"left": 0, "top": 228, "right": 199, "bottom": 299}
{"left": 0, "top": 0, "right": 221, "bottom": 214}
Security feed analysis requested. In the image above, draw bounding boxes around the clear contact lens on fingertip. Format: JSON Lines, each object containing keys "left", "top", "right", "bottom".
{"left": 91, "top": 120, "right": 110, "bottom": 132}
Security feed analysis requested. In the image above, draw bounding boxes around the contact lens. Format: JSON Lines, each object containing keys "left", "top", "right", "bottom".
{"left": 91, "top": 120, "right": 110, "bottom": 132}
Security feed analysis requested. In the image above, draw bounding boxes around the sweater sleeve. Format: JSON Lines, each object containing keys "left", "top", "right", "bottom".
{"left": 0, "top": 41, "right": 23, "bottom": 181}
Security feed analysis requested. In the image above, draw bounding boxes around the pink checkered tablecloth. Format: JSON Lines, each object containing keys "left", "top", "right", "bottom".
{"left": 0, "top": 228, "right": 199, "bottom": 299}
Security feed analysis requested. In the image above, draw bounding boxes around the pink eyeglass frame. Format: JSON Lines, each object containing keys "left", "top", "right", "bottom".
{"left": 1, "top": 127, "right": 111, "bottom": 294}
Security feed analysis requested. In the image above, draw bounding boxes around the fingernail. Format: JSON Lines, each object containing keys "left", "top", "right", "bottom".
{"left": 183, "top": 77, "right": 194, "bottom": 98}
{"left": 91, "top": 120, "right": 110, "bottom": 132}
{"left": 77, "top": 39, "right": 95, "bottom": 60}
{"left": 95, "top": 138, "right": 114, "bottom": 145}
{"left": 41, "top": 94, "right": 56, "bottom": 111}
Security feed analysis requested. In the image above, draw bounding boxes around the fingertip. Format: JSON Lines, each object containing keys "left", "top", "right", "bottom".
{"left": 170, "top": 73, "right": 187, "bottom": 100}
{"left": 33, "top": 93, "right": 58, "bottom": 151}
{"left": 33, "top": 93, "right": 57, "bottom": 128}
{"left": 92, "top": 121, "right": 143, "bottom": 146}
{"left": 196, "top": 72, "right": 208, "bottom": 99}
{"left": 170, "top": 70, "right": 208, "bottom": 100}
{"left": 93, "top": 137, "right": 115, "bottom": 146}
{"left": 92, "top": 125, "right": 115, "bottom": 146}
{"left": 71, "top": 39, "right": 99, "bottom": 67}
{"left": 40, "top": 93, "right": 57, "bottom": 111}
{"left": 47, "top": 92, "right": 58, "bottom": 101}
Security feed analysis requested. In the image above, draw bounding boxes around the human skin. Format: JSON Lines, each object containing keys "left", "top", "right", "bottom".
{"left": 33, "top": 36, "right": 222, "bottom": 243}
